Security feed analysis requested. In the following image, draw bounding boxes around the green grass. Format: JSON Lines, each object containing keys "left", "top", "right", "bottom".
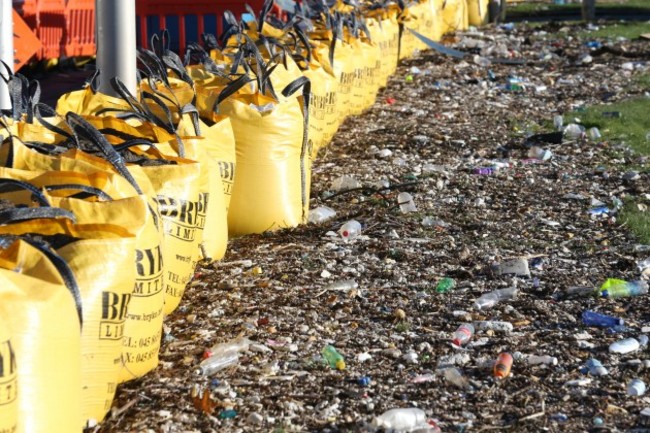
{"left": 569, "top": 97, "right": 650, "bottom": 156}
{"left": 568, "top": 97, "right": 650, "bottom": 244}
{"left": 583, "top": 21, "right": 650, "bottom": 39}
{"left": 634, "top": 73, "right": 650, "bottom": 91}
{"left": 509, "top": 0, "right": 650, "bottom": 16}
{"left": 622, "top": 201, "right": 650, "bottom": 244}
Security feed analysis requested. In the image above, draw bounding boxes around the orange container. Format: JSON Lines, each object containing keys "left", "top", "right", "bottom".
{"left": 494, "top": 352, "right": 513, "bottom": 379}
{"left": 65, "top": 0, "right": 96, "bottom": 57}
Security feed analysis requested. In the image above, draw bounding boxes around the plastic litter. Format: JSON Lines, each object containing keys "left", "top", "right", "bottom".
{"left": 585, "top": 358, "right": 608, "bottom": 376}
{"left": 308, "top": 206, "right": 337, "bottom": 224}
{"left": 494, "top": 353, "right": 513, "bottom": 379}
{"left": 581, "top": 311, "right": 624, "bottom": 329}
{"left": 321, "top": 345, "right": 346, "bottom": 370}
{"left": 398, "top": 192, "right": 417, "bottom": 213}
{"left": 339, "top": 220, "right": 362, "bottom": 241}
{"left": 628, "top": 379, "right": 646, "bottom": 396}
{"left": 436, "top": 277, "right": 456, "bottom": 294}
{"left": 474, "top": 287, "right": 518, "bottom": 310}
{"left": 372, "top": 407, "right": 428, "bottom": 431}
{"left": 609, "top": 338, "right": 640, "bottom": 354}
{"left": 452, "top": 323, "right": 475, "bottom": 347}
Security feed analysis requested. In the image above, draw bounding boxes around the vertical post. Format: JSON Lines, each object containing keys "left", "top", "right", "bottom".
{"left": 96, "top": 0, "right": 137, "bottom": 97}
{"left": 0, "top": 0, "right": 14, "bottom": 110}
{"left": 582, "top": 0, "right": 596, "bottom": 22}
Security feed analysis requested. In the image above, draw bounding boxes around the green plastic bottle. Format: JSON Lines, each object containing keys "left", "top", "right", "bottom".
{"left": 436, "top": 277, "right": 456, "bottom": 294}
{"left": 321, "top": 345, "right": 346, "bottom": 370}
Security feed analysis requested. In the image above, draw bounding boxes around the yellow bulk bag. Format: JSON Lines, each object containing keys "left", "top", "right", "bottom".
{"left": 441, "top": 0, "right": 469, "bottom": 34}
{"left": 217, "top": 77, "right": 310, "bottom": 235}
{"left": 468, "top": 0, "right": 489, "bottom": 26}
{"left": 140, "top": 77, "right": 196, "bottom": 124}
{"left": 0, "top": 199, "right": 136, "bottom": 426}
{"left": 187, "top": 65, "right": 231, "bottom": 120}
{"left": 134, "top": 150, "right": 202, "bottom": 314}
{"left": 302, "top": 59, "right": 339, "bottom": 159}
{"left": 56, "top": 86, "right": 131, "bottom": 117}
{"left": 1, "top": 127, "right": 167, "bottom": 382}
{"left": 204, "top": 115, "right": 237, "bottom": 211}
{"left": 0, "top": 315, "right": 17, "bottom": 433}
{"left": 0, "top": 238, "right": 83, "bottom": 433}
{"left": 366, "top": 12, "right": 400, "bottom": 88}
{"left": 399, "top": 4, "right": 421, "bottom": 60}
{"left": 311, "top": 40, "right": 345, "bottom": 141}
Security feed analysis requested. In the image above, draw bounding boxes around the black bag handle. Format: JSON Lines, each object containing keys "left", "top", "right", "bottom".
{"left": 281, "top": 76, "right": 311, "bottom": 220}
{"left": 44, "top": 184, "right": 114, "bottom": 202}
{"left": 64, "top": 113, "right": 144, "bottom": 195}
{"left": 0, "top": 235, "right": 84, "bottom": 328}
{"left": 0, "top": 177, "right": 53, "bottom": 206}
{"left": 215, "top": 74, "right": 255, "bottom": 107}
{"left": 0, "top": 206, "right": 76, "bottom": 225}
{"left": 33, "top": 103, "right": 79, "bottom": 146}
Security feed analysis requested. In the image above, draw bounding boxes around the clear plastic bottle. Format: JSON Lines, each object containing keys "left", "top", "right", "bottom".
{"left": 308, "top": 206, "right": 337, "bottom": 224}
{"left": 609, "top": 337, "right": 640, "bottom": 354}
{"left": 452, "top": 323, "right": 475, "bottom": 347}
{"left": 526, "top": 355, "right": 558, "bottom": 366}
{"left": 339, "top": 220, "right": 362, "bottom": 241}
{"left": 553, "top": 115, "right": 564, "bottom": 131}
{"left": 628, "top": 379, "right": 646, "bottom": 396}
{"left": 324, "top": 280, "right": 358, "bottom": 292}
{"left": 321, "top": 345, "right": 346, "bottom": 370}
{"left": 585, "top": 358, "right": 608, "bottom": 376}
{"left": 398, "top": 192, "right": 417, "bottom": 213}
{"left": 197, "top": 352, "right": 239, "bottom": 376}
{"left": 474, "top": 321, "right": 514, "bottom": 333}
{"left": 443, "top": 367, "right": 469, "bottom": 389}
{"left": 588, "top": 127, "right": 602, "bottom": 140}
{"left": 373, "top": 408, "right": 427, "bottom": 430}
{"left": 600, "top": 280, "right": 649, "bottom": 299}
{"left": 208, "top": 337, "right": 251, "bottom": 356}
{"left": 563, "top": 286, "right": 598, "bottom": 299}
{"left": 474, "top": 287, "right": 518, "bottom": 310}
{"left": 564, "top": 123, "right": 585, "bottom": 139}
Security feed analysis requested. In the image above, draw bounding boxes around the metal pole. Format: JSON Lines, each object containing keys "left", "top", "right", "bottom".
{"left": 0, "top": 0, "right": 14, "bottom": 110}
{"left": 582, "top": 0, "right": 596, "bottom": 22}
{"left": 96, "top": 0, "right": 137, "bottom": 97}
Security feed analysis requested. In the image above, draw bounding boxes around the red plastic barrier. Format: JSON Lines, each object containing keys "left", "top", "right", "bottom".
{"left": 65, "top": 0, "right": 95, "bottom": 57}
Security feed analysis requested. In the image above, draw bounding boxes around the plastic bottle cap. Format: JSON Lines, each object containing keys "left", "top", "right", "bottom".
{"left": 452, "top": 339, "right": 461, "bottom": 347}
{"left": 342, "top": 231, "right": 349, "bottom": 237}
{"left": 336, "top": 360, "right": 346, "bottom": 370}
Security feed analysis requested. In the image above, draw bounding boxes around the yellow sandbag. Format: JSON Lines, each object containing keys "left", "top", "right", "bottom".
{"left": 468, "top": 0, "right": 489, "bottom": 26}
{"left": 140, "top": 77, "right": 195, "bottom": 123}
{"left": 0, "top": 239, "right": 82, "bottom": 433}
{"left": 1, "top": 135, "right": 167, "bottom": 382}
{"left": 441, "top": 0, "right": 469, "bottom": 34}
{"left": 359, "top": 37, "right": 381, "bottom": 112}
{"left": 302, "top": 59, "right": 338, "bottom": 159}
{"left": 311, "top": 40, "right": 345, "bottom": 141}
{"left": 0, "top": 315, "right": 17, "bottom": 433}
{"left": 169, "top": 116, "right": 229, "bottom": 262}
{"left": 136, "top": 152, "right": 202, "bottom": 313}
{"left": 399, "top": 4, "right": 421, "bottom": 59}
{"left": 205, "top": 115, "right": 237, "bottom": 211}
{"left": 218, "top": 78, "right": 310, "bottom": 235}
{"left": 366, "top": 12, "right": 400, "bottom": 88}
{"left": 56, "top": 87, "right": 130, "bottom": 117}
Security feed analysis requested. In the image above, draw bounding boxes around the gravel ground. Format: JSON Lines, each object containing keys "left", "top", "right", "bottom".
{"left": 99, "top": 21, "right": 650, "bottom": 433}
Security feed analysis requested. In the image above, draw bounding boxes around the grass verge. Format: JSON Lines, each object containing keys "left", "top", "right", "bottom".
{"left": 583, "top": 21, "right": 650, "bottom": 39}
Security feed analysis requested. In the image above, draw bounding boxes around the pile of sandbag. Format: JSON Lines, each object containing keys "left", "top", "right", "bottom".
{"left": 0, "top": 0, "right": 486, "bottom": 431}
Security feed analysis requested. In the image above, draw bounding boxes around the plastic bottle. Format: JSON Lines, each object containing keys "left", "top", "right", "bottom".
{"left": 553, "top": 115, "right": 564, "bottom": 131}
{"left": 600, "top": 280, "right": 649, "bottom": 299}
{"left": 197, "top": 352, "right": 239, "bottom": 376}
{"left": 609, "top": 337, "right": 640, "bottom": 354}
{"left": 452, "top": 323, "right": 475, "bottom": 347}
{"left": 398, "top": 192, "right": 417, "bottom": 213}
{"left": 564, "top": 123, "right": 585, "bottom": 139}
{"left": 436, "top": 277, "right": 456, "bottom": 294}
{"left": 443, "top": 367, "right": 469, "bottom": 389}
{"left": 627, "top": 379, "right": 646, "bottom": 396}
{"left": 581, "top": 311, "right": 624, "bottom": 328}
{"left": 321, "top": 345, "right": 346, "bottom": 370}
{"left": 588, "top": 127, "right": 602, "bottom": 140}
{"left": 330, "top": 175, "right": 361, "bottom": 192}
{"left": 494, "top": 352, "right": 513, "bottom": 379}
{"left": 585, "top": 358, "right": 608, "bottom": 376}
{"left": 474, "top": 321, "right": 514, "bottom": 333}
{"left": 324, "top": 280, "right": 358, "bottom": 292}
{"left": 373, "top": 408, "right": 427, "bottom": 430}
{"left": 339, "top": 220, "right": 362, "bottom": 241}
{"left": 208, "top": 337, "right": 251, "bottom": 357}
{"left": 308, "top": 206, "right": 337, "bottom": 224}
{"left": 526, "top": 355, "right": 558, "bottom": 366}
{"left": 527, "top": 146, "right": 552, "bottom": 161}
{"left": 474, "top": 287, "right": 518, "bottom": 310}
